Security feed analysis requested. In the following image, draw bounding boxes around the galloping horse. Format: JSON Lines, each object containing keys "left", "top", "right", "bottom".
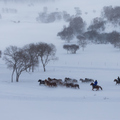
{"left": 38, "top": 79, "right": 45, "bottom": 85}
{"left": 65, "top": 83, "right": 79, "bottom": 89}
{"left": 71, "top": 84, "right": 80, "bottom": 89}
{"left": 90, "top": 83, "right": 102, "bottom": 91}
{"left": 114, "top": 79, "right": 120, "bottom": 85}
{"left": 45, "top": 80, "right": 57, "bottom": 87}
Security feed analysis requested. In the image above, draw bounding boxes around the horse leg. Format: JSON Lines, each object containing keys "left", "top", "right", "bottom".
{"left": 96, "top": 87, "right": 99, "bottom": 91}
{"left": 39, "top": 82, "right": 41, "bottom": 85}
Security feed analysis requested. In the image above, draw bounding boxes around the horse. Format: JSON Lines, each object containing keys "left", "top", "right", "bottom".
{"left": 71, "top": 84, "right": 80, "bottom": 89}
{"left": 90, "top": 83, "right": 102, "bottom": 91}
{"left": 65, "top": 83, "right": 79, "bottom": 89}
{"left": 38, "top": 79, "right": 45, "bottom": 85}
{"left": 72, "top": 79, "right": 78, "bottom": 83}
{"left": 80, "top": 78, "right": 94, "bottom": 83}
{"left": 48, "top": 77, "right": 62, "bottom": 83}
{"left": 85, "top": 78, "right": 94, "bottom": 82}
{"left": 64, "top": 77, "right": 72, "bottom": 83}
{"left": 114, "top": 79, "right": 120, "bottom": 85}
{"left": 65, "top": 83, "right": 73, "bottom": 88}
{"left": 45, "top": 80, "right": 57, "bottom": 87}
{"left": 64, "top": 77, "right": 78, "bottom": 83}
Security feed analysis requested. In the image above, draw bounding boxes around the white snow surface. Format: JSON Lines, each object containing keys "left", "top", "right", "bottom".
{"left": 0, "top": 0, "right": 120, "bottom": 120}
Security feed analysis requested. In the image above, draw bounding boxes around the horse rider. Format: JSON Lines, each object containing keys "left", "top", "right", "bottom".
{"left": 117, "top": 76, "right": 120, "bottom": 82}
{"left": 93, "top": 80, "right": 98, "bottom": 87}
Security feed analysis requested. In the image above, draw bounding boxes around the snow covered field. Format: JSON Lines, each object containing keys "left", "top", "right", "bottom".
{"left": 0, "top": 0, "right": 120, "bottom": 120}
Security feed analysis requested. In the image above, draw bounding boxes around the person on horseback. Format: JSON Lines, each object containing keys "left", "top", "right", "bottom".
{"left": 93, "top": 80, "right": 98, "bottom": 87}
{"left": 117, "top": 76, "right": 120, "bottom": 82}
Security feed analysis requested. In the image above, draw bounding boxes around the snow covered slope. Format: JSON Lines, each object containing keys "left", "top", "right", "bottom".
{"left": 0, "top": 0, "right": 120, "bottom": 120}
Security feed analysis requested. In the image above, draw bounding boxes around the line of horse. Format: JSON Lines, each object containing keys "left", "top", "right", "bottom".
{"left": 38, "top": 77, "right": 120, "bottom": 91}
{"left": 38, "top": 77, "right": 80, "bottom": 89}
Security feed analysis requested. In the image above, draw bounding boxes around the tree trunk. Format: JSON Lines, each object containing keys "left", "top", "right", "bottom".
{"left": 11, "top": 68, "right": 15, "bottom": 82}
{"left": 43, "top": 64, "right": 46, "bottom": 72}
{"left": 16, "top": 74, "right": 20, "bottom": 82}
{"left": 41, "top": 58, "right": 46, "bottom": 72}
{"left": 16, "top": 70, "right": 20, "bottom": 82}
{"left": 32, "top": 65, "right": 34, "bottom": 72}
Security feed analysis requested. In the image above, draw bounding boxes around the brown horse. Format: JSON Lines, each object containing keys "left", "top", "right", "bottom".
{"left": 114, "top": 79, "right": 120, "bottom": 85}
{"left": 65, "top": 83, "right": 79, "bottom": 89}
{"left": 45, "top": 80, "right": 57, "bottom": 87}
{"left": 80, "top": 78, "right": 94, "bottom": 83}
{"left": 90, "top": 83, "right": 102, "bottom": 91}
{"left": 71, "top": 84, "right": 80, "bottom": 89}
{"left": 65, "top": 83, "right": 73, "bottom": 88}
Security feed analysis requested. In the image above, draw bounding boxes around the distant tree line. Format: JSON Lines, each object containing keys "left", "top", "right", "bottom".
{"left": 57, "top": 16, "right": 86, "bottom": 41}
{"left": 57, "top": 6, "right": 120, "bottom": 50}
{"left": 3, "top": 42, "right": 57, "bottom": 82}
{"left": 101, "top": 6, "right": 120, "bottom": 26}
{"left": 36, "top": 7, "right": 81, "bottom": 23}
{"left": 1, "top": 8, "right": 17, "bottom": 13}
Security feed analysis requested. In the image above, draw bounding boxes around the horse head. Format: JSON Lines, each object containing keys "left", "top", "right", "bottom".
{"left": 38, "top": 79, "right": 41, "bottom": 82}
{"left": 114, "top": 79, "right": 117, "bottom": 82}
{"left": 90, "top": 83, "right": 94, "bottom": 86}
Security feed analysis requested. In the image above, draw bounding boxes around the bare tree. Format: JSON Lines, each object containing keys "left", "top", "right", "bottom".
{"left": 101, "top": 6, "right": 120, "bottom": 26}
{"left": 77, "top": 35, "right": 87, "bottom": 51}
{"left": 70, "top": 44, "right": 79, "bottom": 54}
{"left": 107, "top": 31, "right": 120, "bottom": 46}
{"left": 69, "top": 16, "right": 86, "bottom": 35}
{"left": 115, "top": 42, "right": 120, "bottom": 50}
{"left": 63, "top": 44, "right": 79, "bottom": 54}
{"left": 3, "top": 46, "right": 20, "bottom": 82}
{"left": 3, "top": 46, "right": 34, "bottom": 82}
{"left": 63, "top": 45, "right": 70, "bottom": 54}
{"left": 14, "top": 49, "right": 33, "bottom": 82}
{"left": 87, "top": 17, "right": 106, "bottom": 32}
{"left": 36, "top": 42, "right": 57, "bottom": 72}
{"left": 57, "top": 16, "right": 86, "bottom": 42}
{"left": 23, "top": 43, "right": 39, "bottom": 72}
{"left": 57, "top": 26, "right": 74, "bottom": 43}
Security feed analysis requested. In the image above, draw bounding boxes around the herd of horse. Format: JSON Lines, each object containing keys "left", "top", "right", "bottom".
{"left": 38, "top": 77, "right": 120, "bottom": 91}
{"left": 38, "top": 77, "right": 80, "bottom": 89}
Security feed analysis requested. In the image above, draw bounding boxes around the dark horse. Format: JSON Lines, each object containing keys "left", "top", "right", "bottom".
{"left": 65, "top": 83, "right": 79, "bottom": 89}
{"left": 114, "top": 79, "right": 120, "bottom": 85}
{"left": 38, "top": 79, "right": 45, "bottom": 85}
{"left": 45, "top": 80, "right": 57, "bottom": 87}
{"left": 71, "top": 84, "right": 79, "bottom": 89}
{"left": 90, "top": 83, "right": 102, "bottom": 91}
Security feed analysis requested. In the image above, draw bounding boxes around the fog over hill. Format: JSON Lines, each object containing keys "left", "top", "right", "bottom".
{"left": 0, "top": 0, "right": 120, "bottom": 50}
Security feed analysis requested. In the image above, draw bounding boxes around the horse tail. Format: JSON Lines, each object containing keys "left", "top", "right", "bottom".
{"left": 99, "top": 86, "right": 102, "bottom": 90}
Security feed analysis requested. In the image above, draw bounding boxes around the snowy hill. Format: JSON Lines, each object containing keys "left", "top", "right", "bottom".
{"left": 0, "top": 0, "right": 120, "bottom": 120}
